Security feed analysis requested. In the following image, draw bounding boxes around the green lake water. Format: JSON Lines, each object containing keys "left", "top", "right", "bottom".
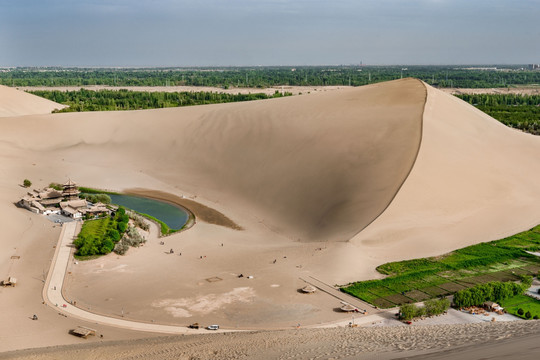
{"left": 109, "top": 194, "right": 189, "bottom": 230}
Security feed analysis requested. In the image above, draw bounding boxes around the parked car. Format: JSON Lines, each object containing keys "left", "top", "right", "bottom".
{"left": 206, "top": 324, "right": 219, "bottom": 330}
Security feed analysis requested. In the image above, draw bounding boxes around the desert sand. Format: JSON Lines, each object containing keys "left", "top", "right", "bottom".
{"left": 0, "top": 85, "right": 67, "bottom": 117}
{"left": 441, "top": 86, "right": 540, "bottom": 95}
{"left": 2, "top": 321, "right": 539, "bottom": 360}
{"left": 1, "top": 78, "right": 540, "bottom": 356}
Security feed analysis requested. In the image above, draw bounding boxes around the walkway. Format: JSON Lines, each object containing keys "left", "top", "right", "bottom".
{"left": 42, "top": 222, "right": 234, "bottom": 334}
{"left": 302, "top": 276, "right": 381, "bottom": 314}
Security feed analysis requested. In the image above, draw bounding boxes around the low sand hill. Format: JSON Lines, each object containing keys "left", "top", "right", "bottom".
{"left": 0, "top": 85, "right": 67, "bottom": 117}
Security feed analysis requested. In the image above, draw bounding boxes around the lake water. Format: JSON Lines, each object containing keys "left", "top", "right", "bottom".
{"left": 109, "top": 194, "right": 189, "bottom": 230}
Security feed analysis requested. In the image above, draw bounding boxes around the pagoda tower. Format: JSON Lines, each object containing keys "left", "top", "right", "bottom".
{"left": 62, "top": 179, "right": 80, "bottom": 201}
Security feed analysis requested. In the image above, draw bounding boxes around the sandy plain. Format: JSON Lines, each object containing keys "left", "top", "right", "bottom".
{"left": 16, "top": 85, "right": 350, "bottom": 96}
{"left": 18, "top": 84, "right": 540, "bottom": 97}
{"left": 1, "top": 79, "right": 540, "bottom": 358}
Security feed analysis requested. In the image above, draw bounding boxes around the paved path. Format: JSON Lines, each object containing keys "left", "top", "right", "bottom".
{"left": 42, "top": 222, "right": 234, "bottom": 334}
{"left": 303, "top": 276, "right": 381, "bottom": 314}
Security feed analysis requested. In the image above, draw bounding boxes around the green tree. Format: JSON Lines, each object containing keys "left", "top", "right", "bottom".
{"left": 23, "top": 179, "right": 32, "bottom": 188}
{"left": 100, "top": 238, "right": 114, "bottom": 254}
{"left": 117, "top": 221, "right": 127, "bottom": 233}
{"left": 525, "top": 311, "right": 532, "bottom": 319}
{"left": 106, "top": 229, "right": 121, "bottom": 242}
{"left": 399, "top": 304, "right": 417, "bottom": 321}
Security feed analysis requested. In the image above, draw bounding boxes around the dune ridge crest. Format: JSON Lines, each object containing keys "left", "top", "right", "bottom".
{"left": 352, "top": 81, "right": 540, "bottom": 259}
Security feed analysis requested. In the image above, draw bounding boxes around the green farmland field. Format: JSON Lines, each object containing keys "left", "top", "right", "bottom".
{"left": 342, "top": 225, "right": 540, "bottom": 308}
{"left": 499, "top": 294, "right": 540, "bottom": 319}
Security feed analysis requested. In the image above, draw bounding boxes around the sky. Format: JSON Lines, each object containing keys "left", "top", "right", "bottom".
{"left": 0, "top": 0, "right": 539, "bottom": 66}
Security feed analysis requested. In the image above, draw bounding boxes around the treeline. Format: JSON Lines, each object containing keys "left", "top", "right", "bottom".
{"left": 3, "top": 66, "right": 540, "bottom": 88}
{"left": 453, "top": 276, "right": 532, "bottom": 308}
{"left": 28, "top": 89, "right": 290, "bottom": 112}
{"left": 456, "top": 94, "right": 540, "bottom": 135}
{"left": 80, "top": 193, "right": 112, "bottom": 205}
{"left": 399, "top": 298, "right": 450, "bottom": 321}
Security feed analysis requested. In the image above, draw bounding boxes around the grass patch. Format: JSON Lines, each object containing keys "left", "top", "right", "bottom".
{"left": 499, "top": 294, "right": 540, "bottom": 319}
{"left": 78, "top": 186, "right": 120, "bottom": 195}
{"left": 78, "top": 217, "right": 110, "bottom": 239}
{"left": 73, "top": 254, "right": 103, "bottom": 261}
{"left": 342, "top": 225, "right": 540, "bottom": 308}
{"left": 135, "top": 211, "right": 178, "bottom": 236}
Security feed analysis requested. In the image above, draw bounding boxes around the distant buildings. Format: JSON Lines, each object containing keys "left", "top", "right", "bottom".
{"left": 19, "top": 180, "right": 111, "bottom": 219}
{"left": 528, "top": 64, "right": 540, "bottom": 70}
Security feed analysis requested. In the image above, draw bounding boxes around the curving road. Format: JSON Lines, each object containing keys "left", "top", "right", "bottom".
{"left": 42, "top": 221, "right": 235, "bottom": 334}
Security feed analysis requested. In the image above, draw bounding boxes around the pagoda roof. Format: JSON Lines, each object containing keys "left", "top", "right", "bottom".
{"left": 64, "top": 179, "right": 77, "bottom": 187}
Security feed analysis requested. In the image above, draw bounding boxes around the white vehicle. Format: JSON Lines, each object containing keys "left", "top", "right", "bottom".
{"left": 207, "top": 324, "right": 219, "bottom": 330}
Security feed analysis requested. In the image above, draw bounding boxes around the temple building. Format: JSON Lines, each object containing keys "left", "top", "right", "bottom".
{"left": 19, "top": 179, "right": 111, "bottom": 219}
{"left": 62, "top": 179, "right": 80, "bottom": 201}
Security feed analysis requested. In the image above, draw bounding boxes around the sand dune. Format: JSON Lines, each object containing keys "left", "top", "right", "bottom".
{"left": 350, "top": 83, "right": 540, "bottom": 268}
{"left": 1, "top": 79, "right": 540, "bottom": 354}
{"left": 0, "top": 85, "right": 66, "bottom": 117}
{"left": 0, "top": 79, "right": 426, "bottom": 242}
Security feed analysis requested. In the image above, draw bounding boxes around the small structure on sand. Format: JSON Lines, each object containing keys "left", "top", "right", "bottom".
{"left": 340, "top": 303, "right": 359, "bottom": 312}
{"left": 70, "top": 326, "right": 96, "bottom": 339}
{"left": 1, "top": 277, "right": 17, "bottom": 287}
{"left": 300, "top": 285, "right": 317, "bottom": 294}
{"left": 483, "top": 301, "right": 504, "bottom": 314}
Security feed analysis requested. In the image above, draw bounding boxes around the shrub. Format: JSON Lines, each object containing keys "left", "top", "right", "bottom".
{"left": 525, "top": 311, "right": 532, "bottom": 319}
{"left": 425, "top": 298, "right": 450, "bottom": 316}
{"left": 119, "top": 214, "right": 129, "bottom": 223}
{"left": 107, "top": 229, "right": 121, "bottom": 242}
{"left": 76, "top": 235, "right": 100, "bottom": 256}
{"left": 117, "top": 206, "right": 126, "bottom": 216}
{"left": 519, "top": 275, "right": 533, "bottom": 288}
{"left": 537, "top": 288, "right": 540, "bottom": 295}
{"left": 114, "top": 241, "right": 129, "bottom": 255}
{"left": 127, "top": 211, "right": 150, "bottom": 231}
{"left": 399, "top": 304, "right": 417, "bottom": 321}
{"left": 117, "top": 221, "right": 127, "bottom": 233}
{"left": 81, "top": 193, "right": 112, "bottom": 205}
{"left": 534, "top": 315, "right": 539, "bottom": 320}
{"left": 100, "top": 238, "right": 114, "bottom": 254}
{"left": 518, "top": 308, "right": 524, "bottom": 316}
{"left": 49, "top": 182, "right": 63, "bottom": 190}
{"left": 113, "top": 227, "right": 146, "bottom": 255}
{"left": 125, "top": 226, "right": 146, "bottom": 247}
{"left": 23, "top": 179, "right": 32, "bottom": 187}
{"left": 415, "top": 306, "right": 426, "bottom": 318}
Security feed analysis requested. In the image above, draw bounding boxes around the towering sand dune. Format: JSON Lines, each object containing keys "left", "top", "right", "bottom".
{"left": 352, "top": 83, "right": 540, "bottom": 259}
{"left": 0, "top": 78, "right": 426, "bottom": 242}
{"left": 0, "top": 85, "right": 67, "bottom": 117}
{"left": 1, "top": 78, "right": 539, "bottom": 248}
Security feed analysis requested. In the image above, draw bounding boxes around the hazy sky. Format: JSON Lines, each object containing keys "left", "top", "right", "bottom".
{"left": 0, "top": 0, "right": 539, "bottom": 66}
